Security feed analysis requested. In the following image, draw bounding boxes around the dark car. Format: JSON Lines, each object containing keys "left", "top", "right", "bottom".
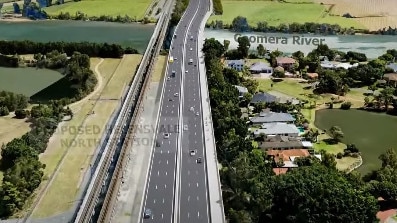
{"left": 143, "top": 209, "right": 152, "bottom": 219}
{"left": 197, "top": 157, "right": 202, "bottom": 163}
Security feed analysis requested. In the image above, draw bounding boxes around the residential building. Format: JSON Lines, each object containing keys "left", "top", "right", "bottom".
{"left": 250, "top": 111, "right": 295, "bottom": 125}
{"left": 386, "top": 63, "right": 397, "bottom": 72}
{"left": 276, "top": 57, "right": 296, "bottom": 70}
{"left": 306, "top": 72, "right": 318, "bottom": 80}
{"left": 383, "top": 73, "right": 397, "bottom": 87}
{"left": 267, "top": 149, "right": 311, "bottom": 175}
{"left": 250, "top": 92, "right": 278, "bottom": 104}
{"left": 234, "top": 85, "right": 248, "bottom": 98}
{"left": 253, "top": 122, "right": 300, "bottom": 138}
{"left": 226, "top": 59, "right": 244, "bottom": 71}
{"left": 249, "top": 62, "right": 273, "bottom": 74}
{"left": 320, "top": 61, "right": 358, "bottom": 70}
{"left": 258, "top": 135, "right": 313, "bottom": 150}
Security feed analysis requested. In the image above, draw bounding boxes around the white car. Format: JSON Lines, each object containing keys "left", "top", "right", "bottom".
{"left": 190, "top": 150, "right": 196, "bottom": 156}
{"left": 185, "top": 70, "right": 188, "bottom": 73}
{"left": 196, "top": 112, "right": 199, "bottom": 116}
{"left": 174, "top": 93, "right": 179, "bottom": 97}
{"left": 184, "top": 125, "right": 188, "bottom": 131}
{"left": 164, "top": 133, "right": 170, "bottom": 139}
{"left": 190, "top": 107, "right": 194, "bottom": 112}
{"left": 190, "top": 48, "right": 193, "bottom": 51}
{"left": 167, "top": 77, "right": 170, "bottom": 81}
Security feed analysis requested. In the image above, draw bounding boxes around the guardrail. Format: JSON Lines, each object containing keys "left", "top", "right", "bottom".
{"left": 96, "top": 4, "right": 173, "bottom": 222}
{"left": 73, "top": 5, "right": 173, "bottom": 223}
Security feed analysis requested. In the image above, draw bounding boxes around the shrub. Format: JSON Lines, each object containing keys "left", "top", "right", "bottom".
{"left": 0, "top": 106, "right": 9, "bottom": 116}
{"left": 15, "top": 109, "right": 29, "bottom": 119}
{"left": 336, "top": 152, "right": 343, "bottom": 159}
{"left": 340, "top": 101, "right": 352, "bottom": 110}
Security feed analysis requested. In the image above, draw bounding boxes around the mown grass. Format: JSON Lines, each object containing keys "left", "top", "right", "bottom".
{"left": 209, "top": 0, "right": 364, "bottom": 29}
{"left": 43, "top": 0, "right": 152, "bottom": 20}
{"left": 152, "top": 55, "right": 167, "bottom": 82}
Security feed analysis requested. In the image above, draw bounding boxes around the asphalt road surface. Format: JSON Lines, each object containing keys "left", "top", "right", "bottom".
{"left": 140, "top": 0, "right": 210, "bottom": 222}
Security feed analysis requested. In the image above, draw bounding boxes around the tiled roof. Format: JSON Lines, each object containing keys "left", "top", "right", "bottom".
{"left": 276, "top": 57, "right": 296, "bottom": 64}
{"left": 384, "top": 73, "right": 397, "bottom": 81}
{"left": 267, "top": 149, "right": 310, "bottom": 161}
{"left": 260, "top": 141, "right": 303, "bottom": 149}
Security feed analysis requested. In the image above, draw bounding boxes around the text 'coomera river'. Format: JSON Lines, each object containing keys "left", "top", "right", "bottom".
{"left": 234, "top": 34, "right": 326, "bottom": 46}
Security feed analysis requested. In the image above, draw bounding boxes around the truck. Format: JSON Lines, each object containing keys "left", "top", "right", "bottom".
{"left": 189, "top": 58, "right": 193, "bottom": 64}
{"left": 169, "top": 56, "right": 174, "bottom": 63}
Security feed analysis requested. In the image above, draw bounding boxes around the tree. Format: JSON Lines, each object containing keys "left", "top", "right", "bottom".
{"left": 237, "top": 36, "right": 250, "bottom": 58}
{"left": 329, "top": 126, "right": 343, "bottom": 143}
{"left": 257, "top": 44, "right": 265, "bottom": 57}
{"left": 223, "top": 39, "right": 230, "bottom": 52}
{"left": 368, "top": 83, "right": 378, "bottom": 95}
{"left": 269, "top": 164, "right": 378, "bottom": 223}
{"left": 379, "top": 148, "right": 397, "bottom": 169}
{"left": 231, "top": 16, "right": 249, "bottom": 32}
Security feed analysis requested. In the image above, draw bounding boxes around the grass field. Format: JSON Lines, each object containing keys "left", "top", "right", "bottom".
{"left": 43, "top": 0, "right": 152, "bottom": 20}
{"left": 313, "top": 0, "right": 397, "bottom": 30}
{"left": 209, "top": 0, "right": 364, "bottom": 29}
{"left": 31, "top": 55, "right": 142, "bottom": 218}
{"left": 152, "top": 55, "right": 167, "bottom": 82}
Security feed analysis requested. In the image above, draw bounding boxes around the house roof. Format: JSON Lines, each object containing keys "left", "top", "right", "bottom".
{"left": 249, "top": 62, "right": 272, "bottom": 71}
{"left": 250, "top": 112, "right": 295, "bottom": 124}
{"left": 307, "top": 73, "right": 318, "bottom": 78}
{"left": 384, "top": 73, "right": 397, "bottom": 81}
{"left": 250, "top": 92, "right": 277, "bottom": 104}
{"left": 276, "top": 57, "right": 296, "bottom": 64}
{"left": 387, "top": 63, "right": 397, "bottom": 72}
{"left": 267, "top": 149, "right": 310, "bottom": 161}
{"left": 227, "top": 60, "right": 244, "bottom": 66}
{"left": 254, "top": 123, "right": 300, "bottom": 135}
{"left": 234, "top": 85, "right": 248, "bottom": 94}
{"left": 320, "top": 61, "right": 358, "bottom": 69}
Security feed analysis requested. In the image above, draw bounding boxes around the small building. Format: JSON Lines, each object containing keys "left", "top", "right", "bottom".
{"left": 249, "top": 62, "right": 273, "bottom": 74}
{"left": 276, "top": 57, "right": 296, "bottom": 70}
{"left": 253, "top": 122, "right": 300, "bottom": 138}
{"left": 267, "top": 149, "right": 311, "bottom": 175}
{"left": 383, "top": 73, "right": 397, "bottom": 87}
{"left": 226, "top": 60, "right": 244, "bottom": 71}
{"left": 250, "top": 111, "right": 295, "bottom": 125}
{"left": 306, "top": 72, "right": 318, "bottom": 80}
{"left": 234, "top": 85, "right": 248, "bottom": 98}
{"left": 386, "top": 63, "right": 397, "bottom": 72}
{"left": 320, "top": 61, "right": 358, "bottom": 70}
{"left": 250, "top": 92, "right": 278, "bottom": 104}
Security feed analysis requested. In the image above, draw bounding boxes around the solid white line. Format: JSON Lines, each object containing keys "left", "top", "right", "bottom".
{"left": 155, "top": 185, "right": 157, "bottom": 189}
{"left": 167, "top": 160, "right": 169, "bottom": 164}
{"left": 154, "top": 199, "right": 156, "bottom": 204}
{"left": 163, "top": 198, "right": 165, "bottom": 203}
{"left": 197, "top": 196, "right": 199, "bottom": 201}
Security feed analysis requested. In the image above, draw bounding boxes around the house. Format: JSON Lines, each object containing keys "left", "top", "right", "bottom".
{"left": 259, "top": 135, "right": 304, "bottom": 150}
{"left": 234, "top": 85, "right": 248, "bottom": 98}
{"left": 253, "top": 122, "right": 300, "bottom": 138}
{"left": 226, "top": 59, "right": 244, "bottom": 71}
{"left": 306, "top": 72, "right": 318, "bottom": 80}
{"left": 250, "top": 111, "right": 295, "bottom": 125}
{"left": 267, "top": 149, "right": 311, "bottom": 175}
{"left": 276, "top": 57, "right": 296, "bottom": 70}
{"left": 320, "top": 61, "right": 358, "bottom": 70}
{"left": 250, "top": 92, "right": 278, "bottom": 104}
{"left": 249, "top": 62, "right": 273, "bottom": 74}
{"left": 383, "top": 73, "right": 397, "bottom": 87}
{"left": 386, "top": 63, "right": 397, "bottom": 72}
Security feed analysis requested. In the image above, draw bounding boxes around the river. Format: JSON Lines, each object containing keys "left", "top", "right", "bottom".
{"left": 0, "top": 20, "right": 155, "bottom": 53}
{"left": 204, "top": 29, "right": 397, "bottom": 59}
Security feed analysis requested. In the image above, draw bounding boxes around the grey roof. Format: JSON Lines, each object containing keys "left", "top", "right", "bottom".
{"left": 254, "top": 123, "right": 300, "bottom": 135}
{"left": 387, "top": 63, "right": 397, "bottom": 72}
{"left": 249, "top": 62, "right": 272, "bottom": 71}
{"left": 234, "top": 85, "right": 248, "bottom": 94}
{"left": 227, "top": 60, "right": 244, "bottom": 66}
{"left": 250, "top": 92, "right": 277, "bottom": 104}
{"left": 250, "top": 112, "right": 295, "bottom": 124}
{"left": 260, "top": 141, "right": 303, "bottom": 149}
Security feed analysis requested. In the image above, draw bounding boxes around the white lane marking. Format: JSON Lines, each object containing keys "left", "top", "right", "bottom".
{"left": 188, "top": 170, "right": 190, "bottom": 175}
{"left": 171, "top": 118, "right": 173, "bottom": 121}
{"left": 195, "top": 124, "right": 197, "bottom": 127}
{"left": 159, "top": 160, "right": 161, "bottom": 164}
{"left": 161, "top": 150, "right": 163, "bottom": 154}
{"left": 188, "top": 212, "right": 190, "bottom": 218}
{"left": 188, "top": 196, "right": 190, "bottom": 202}
{"left": 195, "top": 132, "right": 197, "bottom": 135}
{"left": 195, "top": 141, "right": 197, "bottom": 144}
{"left": 163, "top": 198, "right": 165, "bottom": 203}
{"left": 168, "top": 150, "right": 170, "bottom": 153}
{"left": 154, "top": 199, "right": 156, "bottom": 204}
{"left": 196, "top": 183, "right": 199, "bottom": 187}
{"left": 197, "top": 196, "right": 199, "bottom": 201}
{"left": 165, "top": 117, "right": 167, "bottom": 121}
{"left": 167, "top": 160, "right": 169, "bottom": 164}
{"left": 171, "top": 110, "right": 174, "bottom": 114}
{"left": 162, "top": 213, "right": 164, "bottom": 219}
{"left": 196, "top": 170, "right": 198, "bottom": 175}
{"left": 169, "top": 141, "right": 171, "bottom": 145}
{"left": 157, "top": 171, "right": 159, "bottom": 176}
{"left": 198, "top": 212, "right": 200, "bottom": 217}
{"left": 188, "top": 183, "right": 190, "bottom": 187}
{"left": 164, "top": 184, "right": 167, "bottom": 188}
{"left": 166, "top": 171, "right": 168, "bottom": 176}
{"left": 161, "top": 140, "right": 164, "bottom": 144}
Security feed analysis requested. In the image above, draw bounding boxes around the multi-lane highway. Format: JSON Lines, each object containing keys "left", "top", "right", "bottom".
{"left": 140, "top": 0, "right": 211, "bottom": 222}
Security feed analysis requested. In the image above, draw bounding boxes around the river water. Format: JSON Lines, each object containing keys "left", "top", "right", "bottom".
{"left": 0, "top": 20, "right": 155, "bottom": 53}
{"left": 204, "top": 29, "right": 397, "bottom": 59}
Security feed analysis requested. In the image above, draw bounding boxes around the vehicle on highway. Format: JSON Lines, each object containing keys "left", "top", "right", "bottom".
{"left": 196, "top": 112, "right": 199, "bottom": 116}
{"left": 190, "top": 35, "right": 193, "bottom": 40}
{"left": 190, "top": 150, "right": 196, "bottom": 156}
{"left": 167, "top": 77, "right": 170, "bottom": 81}
{"left": 190, "top": 106, "right": 194, "bottom": 112}
{"left": 174, "top": 93, "right": 179, "bottom": 97}
{"left": 156, "top": 141, "right": 160, "bottom": 147}
{"left": 169, "top": 56, "right": 174, "bottom": 63}
{"left": 174, "top": 34, "right": 177, "bottom": 38}
{"left": 143, "top": 208, "right": 152, "bottom": 219}
{"left": 189, "top": 59, "right": 193, "bottom": 64}
{"left": 185, "top": 70, "right": 188, "bottom": 73}
{"left": 184, "top": 125, "right": 188, "bottom": 131}
{"left": 174, "top": 57, "right": 177, "bottom": 61}
{"left": 190, "top": 47, "right": 193, "bottom": 51}
{"left": 168, "top": 98, "right": 173, "bottom": 101}
{"left": 197, "top": 157, "right": 202, "bottom": 163}
{"left": 164, "top": 133, "right": 170, "bottom": 139}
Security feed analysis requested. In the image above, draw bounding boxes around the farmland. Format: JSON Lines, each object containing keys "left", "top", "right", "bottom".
{"left": 312, "top": 0, "right": 397, "bottom": 30}
{"left": 42, "top": 0, "right": 153, "bottom": 20}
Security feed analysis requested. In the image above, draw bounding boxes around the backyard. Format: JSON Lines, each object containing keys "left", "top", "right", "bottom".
{"left": 43, "top": 0, "right": 153, "bottom": 20}
{"left": 29, "top": 55, "right": 142, "bottom": 218}
{"left": 209, "top": 0, "right": 364, "bottom": 28}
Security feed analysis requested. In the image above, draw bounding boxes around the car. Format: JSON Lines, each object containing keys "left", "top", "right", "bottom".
{"left": 169, "top": 56, "right": 174, "bottom": 63}
{"left": 190, "top": 48, "right": 193, "bottom": 51}
{"left": 167, "top": 77, "right": 170, "bottom": 81}
{"left": 143, "top": 208, "right": 152, "bottom": 219}
{"left": 190, "top": 106, "right": 194, "bottom": 112}
{"left": 174, "top": 57, "right": 178, "bottom": 60}
{"left": 190, "top": 36, "right": 193, "bottom": 40}
{"left": 196, "top": 112, "right": 199, "bottom": 116}
{"left": 190, "top": 150, "right": 196, "bottom": 156}
{"left": 184, "top": 125, "right": 188, "bottom": 131}
{"left": 168, "top": 98, "right": 173, "bottom": 101}
{"left": 185, "top": 70, "right": 188, "bottom": 73}
{"left": 156, "top": 141, "right": 160, "bottom": 147}
{"left": 174, "top": 93, "right": 179, "bottom": 97}
{"left": 189, "top": 59, "right": 193, "bottom": 64}
{"left": 197, "top": 157, "right": 202, "bottom": 163}
{"left": 164, "top": 133, "right": 170, "bottom": 139}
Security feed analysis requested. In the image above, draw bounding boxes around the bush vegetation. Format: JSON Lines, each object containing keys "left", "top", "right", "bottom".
{"left": 170, "top": 0, "right": 189, "bottom": 26}
{"left": 212, "top": 0, "right": 223, "bottom": 15}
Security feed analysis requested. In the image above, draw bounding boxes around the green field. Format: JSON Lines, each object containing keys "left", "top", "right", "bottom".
{"left": 209, "top": 0, "right": 364, "bottom": 29}
{"left": 0, "top": 67, "right": 64, "bottom": 97}
{"left": 43, "top": 0, "right": 152, "bottom": 20}
{"left": 315, "top": 109, "right": 397, "bottom": 175}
